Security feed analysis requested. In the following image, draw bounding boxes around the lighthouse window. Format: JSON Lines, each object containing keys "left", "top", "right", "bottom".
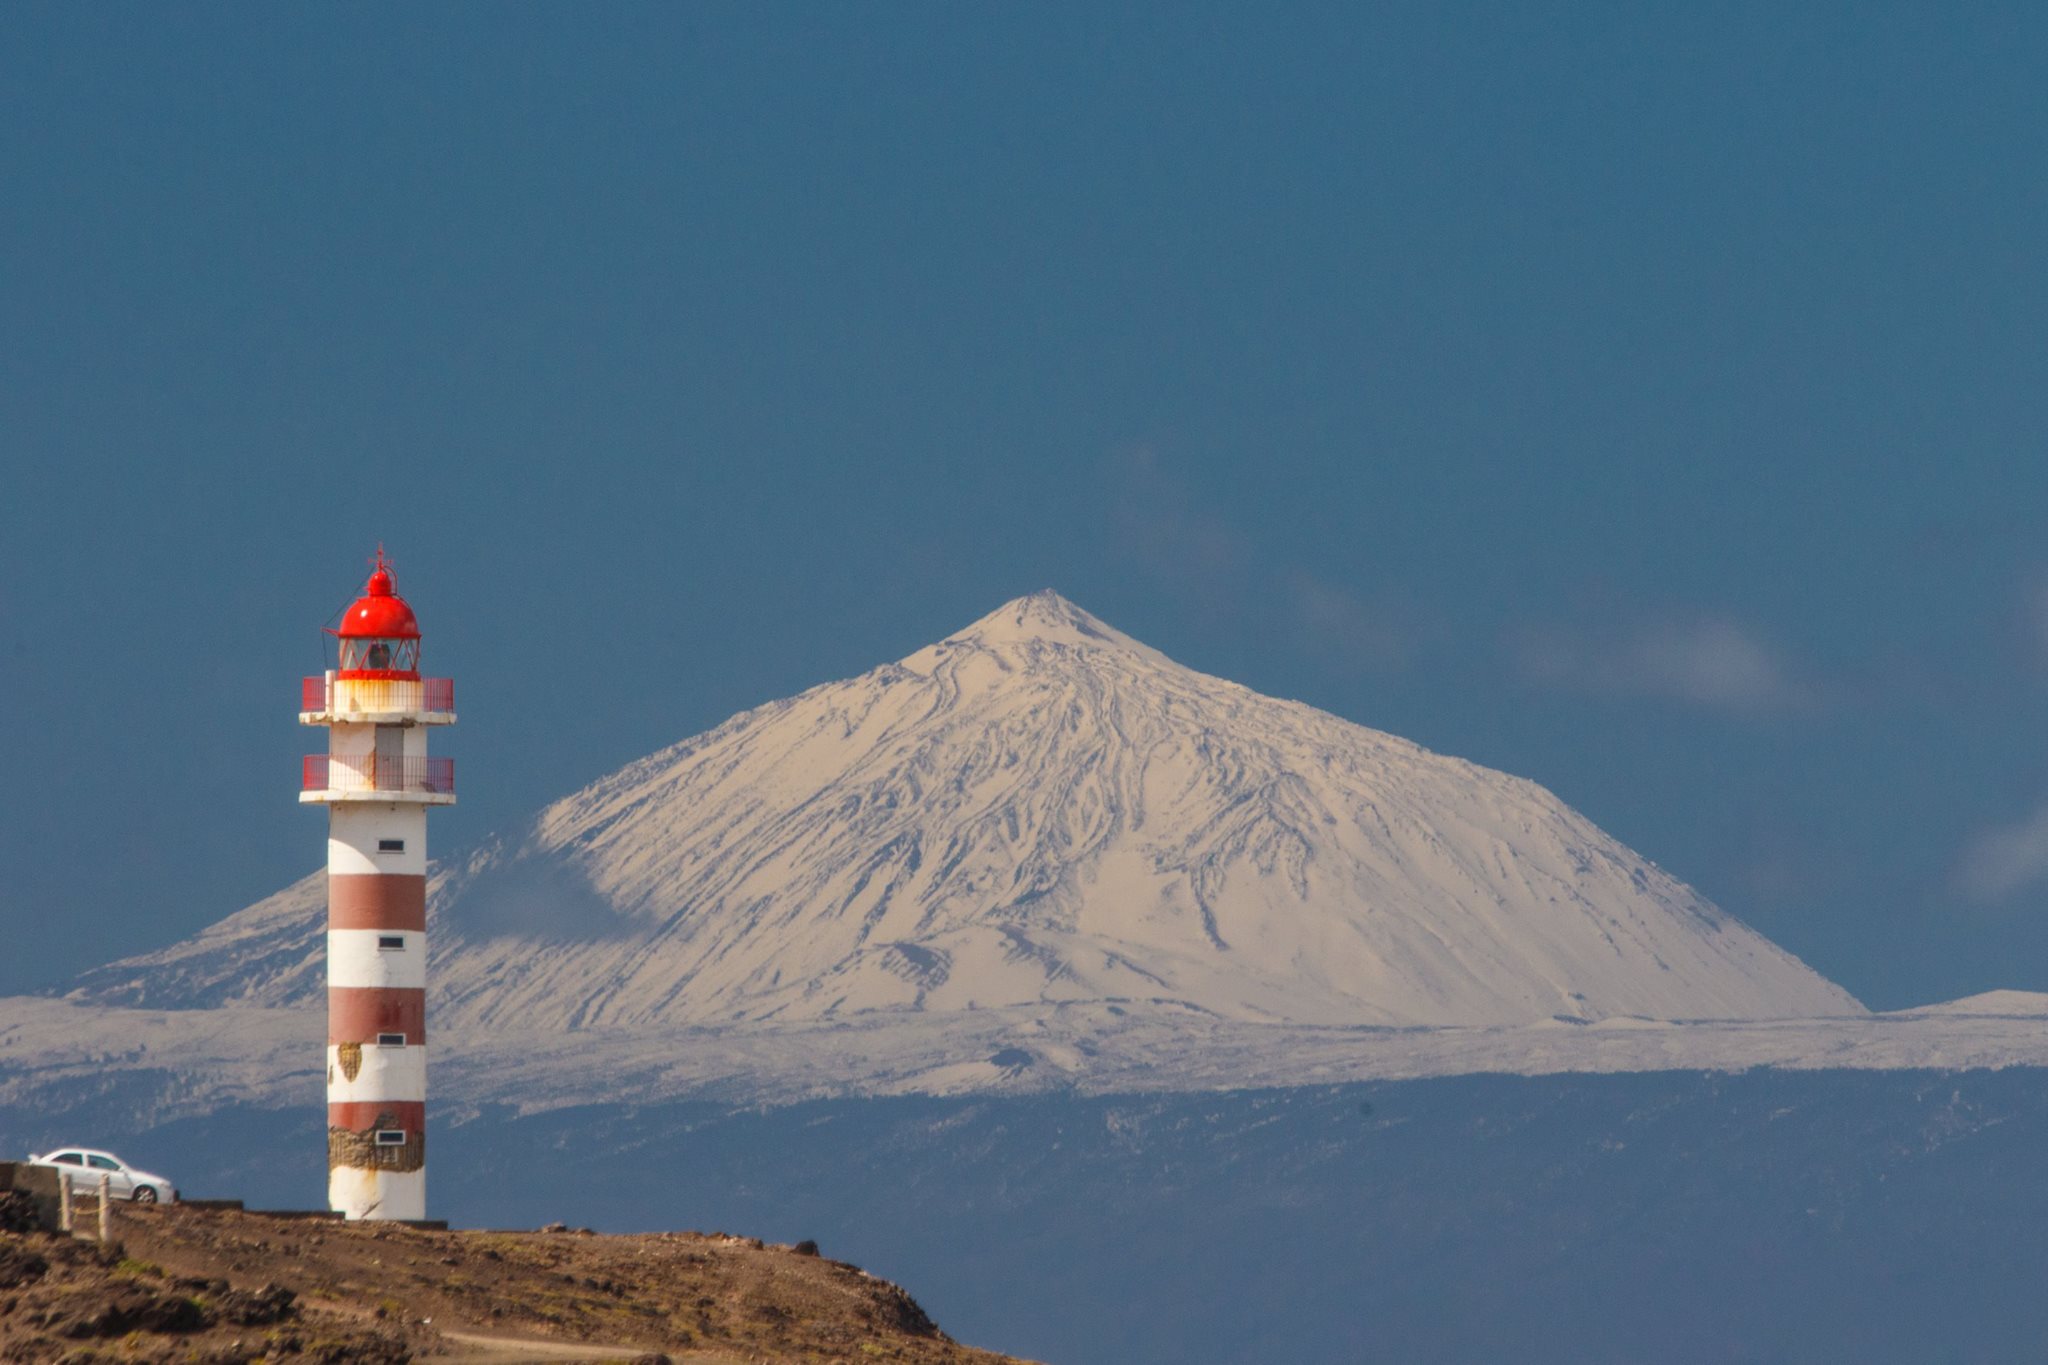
{"left": 376, "top": 1032, "right": 406, "bottom": 1046}
{"left": 374, "top": 1130, "right": 407, "bottom": 1147}
{"left": 339, "top": 638, "right": 420, "bottom": 672}
{"left": 377, "top": 839, "right": 405, "bottom": 853}
{"left": 377, "top": 935, "right": 405, "bottom": 950}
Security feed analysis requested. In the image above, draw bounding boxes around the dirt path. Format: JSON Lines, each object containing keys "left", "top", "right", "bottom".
{"left": 428, "top": 1328, "right": 659, "bottom": 1360}
{"left": 427, "top": 1334, "right": 762, "bottom": 1364}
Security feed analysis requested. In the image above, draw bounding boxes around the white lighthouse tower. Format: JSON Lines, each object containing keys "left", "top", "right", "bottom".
{"left": 300, "top": 551, "right": 455, "bottom": 1221}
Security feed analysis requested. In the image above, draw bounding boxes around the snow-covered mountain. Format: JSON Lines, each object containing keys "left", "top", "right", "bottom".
{"left": 72, "top": 591, "right": 1857, "bottom": 1032}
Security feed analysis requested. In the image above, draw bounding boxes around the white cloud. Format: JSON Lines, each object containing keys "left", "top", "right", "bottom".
{"left": 1513, "top": 615, "right": 1809, "bottom": 713}
{"left": 1105, "top": 449, "right": 1417, "bottom": 673}
{"left": 1285, "top": 572, "right": 1415, "bottom": 673}
{"left": 1956, "top": 803, "right": 2048, "bottom": 902}
{"left": 1107, "top": 447, "right": 1251, "bottom": 592}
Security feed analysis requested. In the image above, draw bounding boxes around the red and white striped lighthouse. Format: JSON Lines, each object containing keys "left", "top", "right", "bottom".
{"left": 299, "top": 551, "right": 455, "bottom": 1221}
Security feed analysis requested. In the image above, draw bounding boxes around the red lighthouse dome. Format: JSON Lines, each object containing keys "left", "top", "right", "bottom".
{"left": 337, "top": 564, "right": 421, "bottom": 640}
{"left": 331, "top": 550, "right": 422, "bottom": 677}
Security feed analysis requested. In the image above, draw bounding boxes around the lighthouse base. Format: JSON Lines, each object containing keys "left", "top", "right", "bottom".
{"left": 329, "top": 1165, "right": 426, "bottom": 1222}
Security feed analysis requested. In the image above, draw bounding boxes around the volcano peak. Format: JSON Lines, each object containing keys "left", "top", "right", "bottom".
{"left": 943, "top": 590, "right": 1149, "bottom": 654}
{"left": 75, "top": 593, "right": 1860, "bottom": 1035}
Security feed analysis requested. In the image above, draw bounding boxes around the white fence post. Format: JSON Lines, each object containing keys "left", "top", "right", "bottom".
{"left": 98, "top": 1174, "right": 111, "bottom": 1243}
{"left": 57, "top": 1172, "right": 71, "bottom": 1233}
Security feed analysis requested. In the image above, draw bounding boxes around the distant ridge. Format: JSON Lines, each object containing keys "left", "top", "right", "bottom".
{"left": 71, "top": 590, "right": 1861, "bottom": 1032}
{"left": 1900, "top": 990, "right": 2048, "bottom": 1017}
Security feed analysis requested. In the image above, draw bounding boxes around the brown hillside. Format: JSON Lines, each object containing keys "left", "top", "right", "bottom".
{"left": 0, "top": 1201, "right": 1031, "bottom": 1364}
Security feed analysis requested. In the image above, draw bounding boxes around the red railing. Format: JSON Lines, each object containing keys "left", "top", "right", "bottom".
{"left": 301, "top": 677, "right": 455, "bottom": 714}
{"left": 303, "top": 754, "right": 456, "bottom": 795}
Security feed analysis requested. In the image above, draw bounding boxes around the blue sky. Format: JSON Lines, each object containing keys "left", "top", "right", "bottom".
{"left": 3, "top": 3, "right": 2044, "bottom": 1007}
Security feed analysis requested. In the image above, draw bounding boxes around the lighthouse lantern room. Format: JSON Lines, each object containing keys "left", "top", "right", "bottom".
{"left": 300, "top": 551, "right": 455, "bottom": 1221}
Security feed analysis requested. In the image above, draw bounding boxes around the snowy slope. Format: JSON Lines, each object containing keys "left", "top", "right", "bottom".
{"left": 71, "top": 591, "right": 1859, "bottom": 1031}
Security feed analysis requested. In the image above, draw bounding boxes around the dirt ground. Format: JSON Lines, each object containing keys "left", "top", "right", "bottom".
{"left": 0, "top": 1199, "right": 1030, "bottom": 1364}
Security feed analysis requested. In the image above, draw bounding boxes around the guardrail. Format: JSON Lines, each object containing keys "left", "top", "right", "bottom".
{"left": 302, "top": 754, "right": 456, "bottom": 796}
{"left": 58, "top": 1171, "right": 114, "bottom": 1242}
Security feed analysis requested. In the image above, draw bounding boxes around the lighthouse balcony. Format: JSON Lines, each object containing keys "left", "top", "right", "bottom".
{"left": 301, "top": 676, "right": 456, "bottom": 725}
{"left": 301, "top": 754, "right": 457, "bottom": 805}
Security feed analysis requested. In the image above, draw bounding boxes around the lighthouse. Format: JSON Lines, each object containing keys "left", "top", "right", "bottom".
{"left": 300, "top": 552, "right": 455, "bottom": 1221}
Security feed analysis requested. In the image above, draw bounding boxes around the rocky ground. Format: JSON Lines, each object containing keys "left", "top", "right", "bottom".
{"left": 0, "top": 1195, "right": 1028, "bottom": 1364}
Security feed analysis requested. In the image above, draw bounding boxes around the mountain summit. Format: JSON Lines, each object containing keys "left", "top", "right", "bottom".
{"left": 941, "top": 589, "right": 1166, "bottom": 659}
{"left": 76, "top": 592, "right": 1860, "bottom": 1030}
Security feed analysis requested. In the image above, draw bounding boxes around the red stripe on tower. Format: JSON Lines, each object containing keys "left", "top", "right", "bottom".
{"left": 328, "top": 1100, "right": 428, "bottom": 1131}
{"left": 327, "top": 876, "right": 428, "bottom": 931}
{"left": 328, "top": 987, "right": 428, "bottom": 1045}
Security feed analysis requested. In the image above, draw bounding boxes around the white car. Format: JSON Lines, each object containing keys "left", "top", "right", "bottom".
{"left": 27, "top": 1148, "right": 178, "bottom": 1204}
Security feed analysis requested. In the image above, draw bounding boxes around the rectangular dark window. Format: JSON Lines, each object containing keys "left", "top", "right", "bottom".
{"left": 377, "top": 935, "right": 404, "bottom": 950}
{"left": 374, "top": 1130, "right": 406, "bottom": 1147}
{"left": 377, "top": 839, "right": 405, "bottom": 853}
{"left": 376, "top": 1032, "right": 406, "bottom": 1046}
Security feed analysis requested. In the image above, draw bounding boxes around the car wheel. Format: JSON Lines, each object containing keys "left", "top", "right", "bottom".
{"left": 132, "top": 1186, "right": 158, "bottom": 1204}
